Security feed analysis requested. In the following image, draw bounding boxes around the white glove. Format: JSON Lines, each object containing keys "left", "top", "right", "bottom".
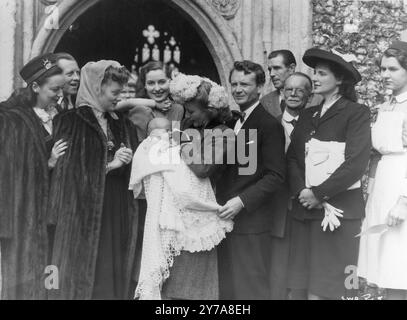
{"left": 321, "top": 202, "right": 344, "bottom": 232}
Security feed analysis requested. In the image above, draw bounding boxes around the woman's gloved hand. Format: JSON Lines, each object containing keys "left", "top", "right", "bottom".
{"left": 321, "top": 202, "right": 344, "bottom": 232}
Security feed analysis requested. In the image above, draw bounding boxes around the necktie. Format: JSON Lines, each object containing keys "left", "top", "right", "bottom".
{"left": 289, "top": 119, "right": 297, "bottom": 127}
{"left": 289, "top": 119, "right": 297, "bottom": 140}
{"left": 232, "top": 110, "right": 246, "bottom": 122}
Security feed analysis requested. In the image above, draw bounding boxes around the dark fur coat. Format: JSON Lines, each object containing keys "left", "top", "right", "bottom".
{"left": 47, "top": 106, "right": 140, "bottom": 300}
{"left": 0, "top": 95, "right": 51, "bottom": 300}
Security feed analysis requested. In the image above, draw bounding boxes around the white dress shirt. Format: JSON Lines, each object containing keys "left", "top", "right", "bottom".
{"left": 234, "top": 101, "right": 260, "bottom": 135}
{"left": 232, "top": 100, "right": 261, "bottom": 208}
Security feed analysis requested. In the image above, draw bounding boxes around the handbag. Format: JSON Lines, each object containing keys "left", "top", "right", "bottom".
{"left": 305, "top": 138, "right": 361, "bottom": 189}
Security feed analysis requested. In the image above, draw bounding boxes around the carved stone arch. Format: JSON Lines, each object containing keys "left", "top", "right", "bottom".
{"left": 30, "top": 0, "right": 243, "bottom": 88}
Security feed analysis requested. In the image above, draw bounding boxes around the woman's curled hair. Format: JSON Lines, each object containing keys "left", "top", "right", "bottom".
{"left": 196, "top": 81, "right": 232, "bottom": 123}
{"left": 102, "top": 66, "right": 130, "bottom": 86}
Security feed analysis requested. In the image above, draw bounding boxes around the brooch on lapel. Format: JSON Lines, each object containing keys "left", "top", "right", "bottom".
{"left": 313, "top": 111, "right": 319, "bottom": 118}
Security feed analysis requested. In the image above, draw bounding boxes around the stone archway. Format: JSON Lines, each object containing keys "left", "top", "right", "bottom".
{"left": 30, "top": 0, "right": 242, "bottom": 88}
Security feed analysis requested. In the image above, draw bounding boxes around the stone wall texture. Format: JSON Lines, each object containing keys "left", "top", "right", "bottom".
{"left": 312, "top": 0, "right": 407, "bottom": 108}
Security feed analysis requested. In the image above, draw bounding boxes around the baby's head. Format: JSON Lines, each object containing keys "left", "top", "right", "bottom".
{"left": 147, "top": 118, "right": 171, "bottom": 139}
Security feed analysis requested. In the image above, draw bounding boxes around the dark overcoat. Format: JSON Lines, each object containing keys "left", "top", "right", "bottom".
{"left": 47, "top": 106, "right": 139, "bottom": 299}
{"left": 0, "top": 95, "right": 51, "bottom": 300}
{"left": 287, "top": 97, "right": 371, "bottom": 220}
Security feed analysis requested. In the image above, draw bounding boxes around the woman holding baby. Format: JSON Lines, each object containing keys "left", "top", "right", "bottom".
{"left": 131, "top": 74, "right": 236, "bottom": 300}
{"left": 163, "top": 75, "right": 235, "bottom": 300}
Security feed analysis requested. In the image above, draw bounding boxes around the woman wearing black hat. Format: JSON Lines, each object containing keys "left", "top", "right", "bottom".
{"left": 287, "top": 48, "right": 371, "bottom": 300}
{"left": 0, "top": 54, "right": 66, "bottom": 299}
{"left": 358, "top": 41, "right": 407, "bottom": 300}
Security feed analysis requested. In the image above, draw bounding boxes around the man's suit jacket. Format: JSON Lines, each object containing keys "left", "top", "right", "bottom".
{"left": 217, "top": 103, "right": 287, "bottom": 236}
{"left": 261, "top": 90, "right": 324, "bottom": 119}
{"left": 287, "top": 97, "right": 371, "bottom": 220}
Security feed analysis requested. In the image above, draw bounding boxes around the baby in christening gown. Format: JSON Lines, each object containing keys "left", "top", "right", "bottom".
{"left": 129, "top": 118, "right": 233, "bottom": 300}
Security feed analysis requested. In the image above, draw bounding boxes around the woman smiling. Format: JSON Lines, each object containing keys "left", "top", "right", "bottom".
{"left": 0, "top": 53, "right": 66, "bottom": 299}
{"left": 116, "top": 61, "right": 184, "bottom": 141}
{"left": 47, "top": 60, "right": 140, "bottom": 300}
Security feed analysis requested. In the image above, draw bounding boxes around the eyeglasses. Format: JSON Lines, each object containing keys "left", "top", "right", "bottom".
{"left": 284, "top": 88, "right": 307, "bottom": 96}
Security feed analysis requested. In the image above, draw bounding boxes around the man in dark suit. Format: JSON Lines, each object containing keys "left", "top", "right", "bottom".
{"left": 267, "top": 72, "right": 314, "bottom": 300}
{"left": 261, "top": 50, "right": 323, "bottom": 118}
{"left": 217, "top": 60, "right": 286, "bottom": 300}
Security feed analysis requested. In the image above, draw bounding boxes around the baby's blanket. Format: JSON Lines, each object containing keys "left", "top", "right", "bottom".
{"left": 129, "top": 137, "right": 233, "bottom": 300}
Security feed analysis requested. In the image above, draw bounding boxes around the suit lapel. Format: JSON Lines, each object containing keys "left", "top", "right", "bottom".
{"left": 272, "top": 92, "right": 281, "bottom": 117}
{"left": 241, "top": 103, "right": 262, "bottom": 131}
{"left": 318, "top": 97, "right": 346, "bottom": 126}
{"left": 311, "top": 105, "right": 322, "bottom": 130}
{"left": 262, "top": 91, "right": 281, "bottom": 118}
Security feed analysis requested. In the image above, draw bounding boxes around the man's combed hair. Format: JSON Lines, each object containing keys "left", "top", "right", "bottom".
{"left": 53, "top": 52, "right": 77, "bottom": 63}
{"left": 285, "top": 72, "right": 313, "bottom": 92}
{"left": 102, "top": 66, "right": 130, "bottom": 86}
{"left": 229, "top": 60, "right": 266, "bottom": 86}
{"left": 268, "top": 50, "right": 297, "bottom": 67}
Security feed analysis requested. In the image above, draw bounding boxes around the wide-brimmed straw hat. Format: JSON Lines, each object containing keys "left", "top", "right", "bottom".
{"left": 303, "top": 48, "right": 362, "bottom": 84}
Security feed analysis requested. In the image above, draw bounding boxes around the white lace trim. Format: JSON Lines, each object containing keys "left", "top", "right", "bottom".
{"left": 131, "top": 141, "right": 233, "bottom": 300}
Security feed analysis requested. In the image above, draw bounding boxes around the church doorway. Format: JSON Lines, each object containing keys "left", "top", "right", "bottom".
{"left": 54, "top": 0, "right": 220, "bottom": 83}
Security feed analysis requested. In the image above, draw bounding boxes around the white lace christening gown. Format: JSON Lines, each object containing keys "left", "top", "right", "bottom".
{"left": 129, "top": 137, "right": 233, "bottom": 299}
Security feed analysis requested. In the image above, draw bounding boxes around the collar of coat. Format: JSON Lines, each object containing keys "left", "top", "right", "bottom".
{"left": 76, "top": 106, "right": 126, "bottom": 145}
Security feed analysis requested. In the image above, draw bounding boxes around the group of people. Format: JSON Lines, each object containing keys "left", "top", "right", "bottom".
{"left": 1, "top": 39, "right": 407, "bottom": 300}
